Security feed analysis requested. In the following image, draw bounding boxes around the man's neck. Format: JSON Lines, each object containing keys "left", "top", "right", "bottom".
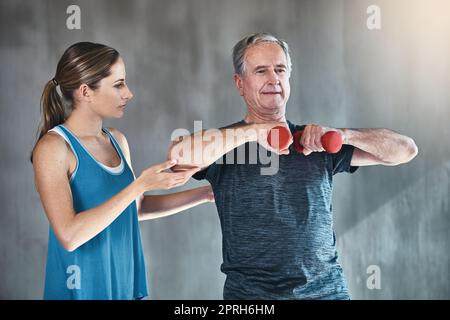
{"left": 243, "top": 112, "right": 286, "bottom": 124}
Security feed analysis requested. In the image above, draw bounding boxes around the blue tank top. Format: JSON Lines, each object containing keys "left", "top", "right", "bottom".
{"left": 43, "top": 125, "right": 148, "bottom": 300}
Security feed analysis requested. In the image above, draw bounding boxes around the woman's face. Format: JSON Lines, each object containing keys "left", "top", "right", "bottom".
{"left": 90, "top": 56, "right": 134, "bottom": 118}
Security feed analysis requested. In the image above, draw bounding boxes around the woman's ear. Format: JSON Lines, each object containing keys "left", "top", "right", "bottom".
{"left": 73, "top": 84, "right": 93, "bottom": 103}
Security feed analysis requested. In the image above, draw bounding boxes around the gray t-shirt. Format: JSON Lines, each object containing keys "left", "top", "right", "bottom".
{"left": 193, "top": 120, "right": 358, "bottom": 299}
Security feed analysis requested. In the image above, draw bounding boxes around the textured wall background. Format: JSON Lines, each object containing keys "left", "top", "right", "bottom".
{"left": 0, "top": 0, "right": 448, "bottom": 299}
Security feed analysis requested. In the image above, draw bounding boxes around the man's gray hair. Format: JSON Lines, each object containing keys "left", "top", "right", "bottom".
{"left": 232, "top": 32, "right": 292, "bottom": 76}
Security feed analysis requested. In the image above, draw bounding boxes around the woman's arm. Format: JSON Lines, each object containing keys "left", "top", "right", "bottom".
{"left": 108, "top": 128, "right": 214, "bottom": 221}
{"left": 33, "top": 133, "right": 197, "bottom": 252}
{"left": 138, "top": 185, "right": 214, "bottom": 221}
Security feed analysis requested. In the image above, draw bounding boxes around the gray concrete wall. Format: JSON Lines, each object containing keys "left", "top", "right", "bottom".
{"left": 0, "top": 0, "right": 448, "bottom": 299}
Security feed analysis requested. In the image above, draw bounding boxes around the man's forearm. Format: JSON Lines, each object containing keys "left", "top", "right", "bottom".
{"left": 168, "top": 123, "right": 261, "bottom": 169}
{"left": 340, "top": 128, "right": 418, "bottom": 164}
{"left": 138, "top": 186, "right": 211, "bottom": 221}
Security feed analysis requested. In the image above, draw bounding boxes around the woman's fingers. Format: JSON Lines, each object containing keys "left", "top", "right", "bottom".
{"left": 181, "top": 167, "right": 201, "bottom": 181}
{"left": 168, "top": 167, "right": 200, "bottom": 186}
{"left": 155, "top": 159, "right": 178, "bottom": 172}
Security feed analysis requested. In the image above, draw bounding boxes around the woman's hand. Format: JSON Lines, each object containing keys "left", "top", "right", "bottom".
{"left": 137, "top": 159, "right": 200, "bottom": 191}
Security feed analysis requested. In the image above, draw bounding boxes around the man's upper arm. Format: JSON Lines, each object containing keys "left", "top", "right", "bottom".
{"left": 350, "top": 147, "right": 394, "bottom": 166}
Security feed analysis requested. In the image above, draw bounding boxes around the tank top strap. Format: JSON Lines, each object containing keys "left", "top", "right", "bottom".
{"left": 102, "top": 128, "right": 127, "bottom": 164}
{"left": 55, "top": 124, "right": 87, "bottom": 160}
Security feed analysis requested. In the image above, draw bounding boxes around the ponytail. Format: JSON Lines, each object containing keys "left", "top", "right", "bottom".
{"left": 39, "top": 79, "right": 65, "bottom": 139}
{"left": 30, "top": 78, "right": 65, "bottom": 162}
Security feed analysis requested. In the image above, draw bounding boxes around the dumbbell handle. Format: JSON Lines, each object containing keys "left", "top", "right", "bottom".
{"left": 293, "top": 130, "right": 343, "bottom": 154}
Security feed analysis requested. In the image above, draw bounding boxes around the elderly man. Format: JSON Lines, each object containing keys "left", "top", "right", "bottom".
{"left": 168, "top": 33, "right": 418, "bottom": 300}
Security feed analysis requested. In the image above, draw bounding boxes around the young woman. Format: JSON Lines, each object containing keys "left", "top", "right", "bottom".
{"left": 31, "top": 42, "right": 213, "bottom": 300}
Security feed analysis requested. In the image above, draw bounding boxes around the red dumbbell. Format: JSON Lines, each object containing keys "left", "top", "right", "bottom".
{"left": 293, "top": 130, "right": 343, "bottom": 154}
{"left": 267, "top": 126, "right": 292, "bottom": 151}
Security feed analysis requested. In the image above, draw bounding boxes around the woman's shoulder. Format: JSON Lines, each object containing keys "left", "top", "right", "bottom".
{"left": 106, "top": 127, "right": 125, "bottom": 140}
{"left": 106, "top": 127, "right": 128, "bottom": 148}
{"left": 32, "top": 131, "right": 71, "bottom": 164}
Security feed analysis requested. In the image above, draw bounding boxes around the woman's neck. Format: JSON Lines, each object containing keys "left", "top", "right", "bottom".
{"left": 64, "top": 107, "right": 104, "bottom": 138}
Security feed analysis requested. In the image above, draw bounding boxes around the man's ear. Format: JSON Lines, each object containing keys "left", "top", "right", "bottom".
{"left": 73, "top": 84, "right": 93, "bottom": 103}
{"left": 233, "top": 73, "right": 244, "bottom": 96}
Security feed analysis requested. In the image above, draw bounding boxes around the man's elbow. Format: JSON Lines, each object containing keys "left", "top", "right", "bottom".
{"left": 408, "top": 139, "right": 419, "bottom": 159}
{"left": 390, "top": 138, "right": 418, "bottom": 165}
{"left": 402, "top": 137, "right": 418, "bottom": 163}
{"left": 167, "top": 140, "right": 205, "bottom": 170}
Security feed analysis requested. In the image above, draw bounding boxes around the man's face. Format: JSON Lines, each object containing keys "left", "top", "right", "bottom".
{"left": 234, "top": 42, "right": 291, "bottom": 121}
